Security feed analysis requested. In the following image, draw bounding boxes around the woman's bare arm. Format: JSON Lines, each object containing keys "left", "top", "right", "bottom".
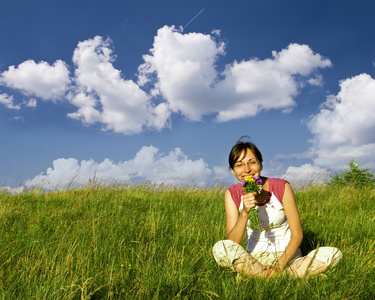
{"left": 274, "top": 183, "right": 303, "bottom": 270}
{"left": 225, "top": 189, "right": 253, "bottom": 244}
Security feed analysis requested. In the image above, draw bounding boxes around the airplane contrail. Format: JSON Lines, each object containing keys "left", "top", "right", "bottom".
{"left": 182, "top": 8, "right": 205, "bottom": 31}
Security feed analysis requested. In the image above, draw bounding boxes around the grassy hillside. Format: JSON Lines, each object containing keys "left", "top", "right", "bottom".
{"left": 0, "top": 184, "right": 374, "bottom": 299}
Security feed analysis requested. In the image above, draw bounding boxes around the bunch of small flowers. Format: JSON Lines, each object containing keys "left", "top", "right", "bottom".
{"left": 241, "top": 176, "right": 263, "bottom": 194}
{"left": 241, "top": 176, "right": 263, "bottom": 231}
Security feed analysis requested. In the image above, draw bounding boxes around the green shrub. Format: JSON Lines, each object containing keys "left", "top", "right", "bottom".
{"left": 329, "top": 159, "right": 375, "bottom": 188}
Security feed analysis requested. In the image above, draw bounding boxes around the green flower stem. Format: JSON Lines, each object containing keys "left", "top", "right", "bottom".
{"left": 249, "top": 207, "right": 261, "bottom": 231}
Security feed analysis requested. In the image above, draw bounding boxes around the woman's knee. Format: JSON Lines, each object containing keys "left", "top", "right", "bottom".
{"left": 233, "top": 254, "right": 263, "bottom": 276}
{"left": 307, "top": 247, "right": 343, "bottom": 268}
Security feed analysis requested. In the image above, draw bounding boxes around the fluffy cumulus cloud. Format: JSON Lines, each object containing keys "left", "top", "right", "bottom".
{"left": 0, "top": 92, "right": 20, "bottom": 110}
{"left": 139, "top": 26, "right": 332, "bottom": 122}
{"left": 25, "top": 146, "right": 231, "bottom": 190}
{"left": 68, "top": 36, "right": 171, "bottom": 134}
{"left": 282, "top": 164, "right": 330, "bottom": 187}
{"left": 279, "top": 72, "right": 375, "bottom": 185}
{"left": 215, "top": 44, "right": 331, "bottom": 121}
{"left": 0, "top": 186, "right": 25, "bottom": 195}
{"left": 1, "top": 26, "right": 331, "bottom": 132}
{"left": 0, "top": 59, "right": 70, "bottom": 101}
{"left": 307, "top": 73, "right": 375, "bottom": 168}
{"left": 138, "top": 26, "right": 226, "bottom": 121}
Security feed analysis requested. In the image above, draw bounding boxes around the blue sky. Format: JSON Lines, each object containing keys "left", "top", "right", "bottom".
{"left": 1, "top": 0, "right": 375, "bottom": 190}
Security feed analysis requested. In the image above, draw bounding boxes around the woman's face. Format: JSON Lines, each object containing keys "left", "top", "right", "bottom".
{"left": 231, "top": 149, "right": 262, "bottom": 181}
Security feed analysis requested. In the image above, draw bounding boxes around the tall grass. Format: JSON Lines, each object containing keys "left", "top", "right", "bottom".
{"left": 0, "top": 183, "right": 374, "bottom": 299}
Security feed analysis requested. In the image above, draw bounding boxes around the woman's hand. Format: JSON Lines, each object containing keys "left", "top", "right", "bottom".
{"left": 241, "top": 192, "right": 258, "bottom": 214}
{"left": 262, "top": 265, "right": 283, "bottom": 278}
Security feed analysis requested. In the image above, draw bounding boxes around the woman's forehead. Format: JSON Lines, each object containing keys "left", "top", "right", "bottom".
{"left": 238, "top": 149, "right": 257, "bottom": 161}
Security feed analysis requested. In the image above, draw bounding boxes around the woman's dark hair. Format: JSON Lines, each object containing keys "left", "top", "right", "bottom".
{"left": 228, "top": 136, "right": 263, "bottom": 169}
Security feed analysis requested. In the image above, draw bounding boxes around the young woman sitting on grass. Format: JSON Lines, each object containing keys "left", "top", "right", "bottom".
{"left": 212, "top": 138, "right": 342, "bottom": 278}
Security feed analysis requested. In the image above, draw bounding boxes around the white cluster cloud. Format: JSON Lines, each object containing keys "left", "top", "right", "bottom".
{"left": 68, "top": 36, "right": 171, "bottom": 134}
{"left": 0, "top": 92, "right": 20, "bottom": 110}
{"left": 25, "top": 146, "right": 232, "bottom": 190}
{"left": 0, "top": 186, "right": 25, "bottom": 195}
{"left": 0, "top": 26, "right": 331, "bottom": 133}
{"left": 139, "top": 26, "right": 331, "bottom": 122}
{"left": 282, "top": 72, "right": 375, "bottom": 185}
{"left": 1, "top": 59, "right": 70, "bottom": 100}
{"left": 137, "top": 26, "right": 226, "bottom": 121}
{"left": 0, "top": 92, "right": 37, "bottom": 110}
{"left": 307, "top": 73, "right": 375, "bottom": 168}
{"left": 282, "top": 164, "right": 330, "bottom": 187}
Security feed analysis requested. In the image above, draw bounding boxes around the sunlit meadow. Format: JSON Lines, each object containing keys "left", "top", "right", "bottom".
{"left": 0, "top": 182, "right": 374, "bottom": 299}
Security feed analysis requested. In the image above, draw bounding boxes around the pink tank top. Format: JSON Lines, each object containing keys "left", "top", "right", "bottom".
{"left": 228, "top": 177, "right": 287, "bottom": 207}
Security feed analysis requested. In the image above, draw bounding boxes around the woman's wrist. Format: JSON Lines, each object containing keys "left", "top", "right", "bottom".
{"left": 240, "top": 210, "right": 249, "bottom": 217}
{"left": 274, "top": 262, "right": 286, "bottom": 272}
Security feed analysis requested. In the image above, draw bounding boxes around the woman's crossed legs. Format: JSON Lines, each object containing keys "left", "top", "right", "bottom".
{"left": 213, "top": 240, "right": 342, "bottom": 278}
{"left": 233, "top": 254, "right": 327, "bottom": 278}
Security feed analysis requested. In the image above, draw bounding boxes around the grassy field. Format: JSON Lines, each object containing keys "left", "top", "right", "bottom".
{"left": 0, "top": 183, "right": 374, "bottom": 299}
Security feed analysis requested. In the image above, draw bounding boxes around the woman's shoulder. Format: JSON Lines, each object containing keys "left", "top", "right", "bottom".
{"left": 266, "top": 177, "right": 289, "bottom": 204}
{"left": 227, "top": 182, "right": 242, "bottom": 190}
{"left": 227, "top": 183, "right": 243, "bottom": 198}
{"left": 227, "top": 183, "right": 243, "bottom": 208}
